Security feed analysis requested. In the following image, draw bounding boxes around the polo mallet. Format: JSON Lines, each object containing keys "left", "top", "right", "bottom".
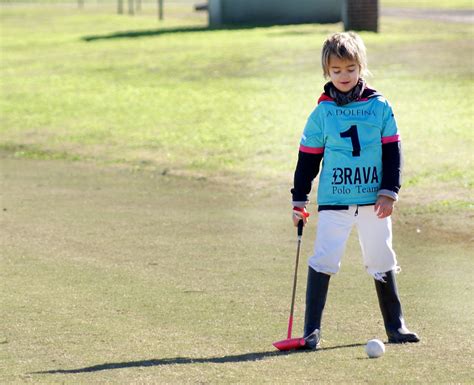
{"left": 273, "top": 220, "right": 306, "bottom": 351}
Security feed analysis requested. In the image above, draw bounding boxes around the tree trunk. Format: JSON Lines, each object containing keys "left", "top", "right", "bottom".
{"left": 342, "top": 0, "right": 379, "bottom": 32}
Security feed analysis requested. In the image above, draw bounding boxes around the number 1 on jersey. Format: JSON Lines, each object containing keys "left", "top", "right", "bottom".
{"left": 340, "top": 125, "right": 361, "bottom": 157}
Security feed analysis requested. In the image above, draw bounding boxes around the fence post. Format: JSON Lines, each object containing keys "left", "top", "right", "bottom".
{"left": 158, "top": 0, "right": 163, "bottom": 20}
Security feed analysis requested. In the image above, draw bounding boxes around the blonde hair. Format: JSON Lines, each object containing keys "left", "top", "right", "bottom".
{"left": 321, "top": 32, "right": 369, "bottom": 79}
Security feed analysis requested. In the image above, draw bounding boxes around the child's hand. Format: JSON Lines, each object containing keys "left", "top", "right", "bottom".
{"left": 292, "top": 207, "right": 310, "bottom": 226}
{"left": 374, "top": 196, "right": 395, "bottom": 219}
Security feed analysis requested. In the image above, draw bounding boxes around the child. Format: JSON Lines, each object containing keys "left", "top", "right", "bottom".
{"left": 291, "top": 32, "right": 419, "bottom": 350}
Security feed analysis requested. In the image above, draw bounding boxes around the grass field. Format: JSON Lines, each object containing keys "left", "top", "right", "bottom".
{"left": 381, "top": 0, "right": 473, "bottom": 9}
{"left": 1, "top": 0, "right": 473, "bottom": 7}
{"left": 1, "top": 2, "right": 473, "bottom": 384}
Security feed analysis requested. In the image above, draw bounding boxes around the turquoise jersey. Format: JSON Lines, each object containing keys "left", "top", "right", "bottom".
{"left": 300, "top": 94, "right": 400, "bottom": 206}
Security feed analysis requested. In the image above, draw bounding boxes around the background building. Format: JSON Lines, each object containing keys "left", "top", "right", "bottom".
{"left": 208, "top": 0, "right": 343, "bottom": 26}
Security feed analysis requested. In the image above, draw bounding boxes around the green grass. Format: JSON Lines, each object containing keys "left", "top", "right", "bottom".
{"left": 1, "top": 4, "right": 473, "bottom": 384}
{"left": 381, "top": 0, "right": 473, "bottom": 9}
{"left": 1, "top": 5, "right": 473, "bottom": 192}
{"left": 1, "top": 157, "right": 473, "bottom": 384}
{"left": 1, "top": 0, "right": 472, "bottom": 8}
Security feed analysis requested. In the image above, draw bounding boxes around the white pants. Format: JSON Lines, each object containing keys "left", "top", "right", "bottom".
{"left": 309, "top": 205, "right": 399, "bottom": 279}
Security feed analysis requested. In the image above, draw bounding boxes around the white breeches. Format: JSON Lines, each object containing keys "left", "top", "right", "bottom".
{"left": 308, "top": 205, "right": 399, "bottom": 279}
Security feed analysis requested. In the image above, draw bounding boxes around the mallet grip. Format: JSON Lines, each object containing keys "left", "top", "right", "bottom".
{"left": 297, "top": 220, "right": 304, "bottom": 237}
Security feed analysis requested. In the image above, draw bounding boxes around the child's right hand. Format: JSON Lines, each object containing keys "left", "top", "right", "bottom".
{"left": 292, "top": 207, "right": 310, "bottom": 226}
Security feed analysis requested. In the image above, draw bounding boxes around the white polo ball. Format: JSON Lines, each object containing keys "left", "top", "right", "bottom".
{"left": 366, "top": 339, "right": 385, "bottom": 358}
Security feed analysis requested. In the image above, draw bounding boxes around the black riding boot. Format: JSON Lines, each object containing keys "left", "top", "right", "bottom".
{"left": 301, "top": 267, "right": 331, "bottom": 350}
{"left": 374, "top": 270, "right": 420, "bottom": 343}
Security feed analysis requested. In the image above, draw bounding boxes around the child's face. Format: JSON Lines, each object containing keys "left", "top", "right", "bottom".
{"left": 328, "top": 55, "right": 360, "bottom": 93}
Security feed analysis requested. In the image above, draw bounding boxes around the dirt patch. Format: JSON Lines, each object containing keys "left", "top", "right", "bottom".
{"left": 1, "top": 155, "right": 471, "bottom": 248}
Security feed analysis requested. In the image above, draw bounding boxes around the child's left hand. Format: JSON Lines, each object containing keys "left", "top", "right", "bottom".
{"left": 374, "top": 195, "right": 395, "bottom": 219}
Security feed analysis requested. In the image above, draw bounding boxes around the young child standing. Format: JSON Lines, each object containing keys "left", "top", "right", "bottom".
{"left": 291, "top": 32, "right": 419, "bottom": 350}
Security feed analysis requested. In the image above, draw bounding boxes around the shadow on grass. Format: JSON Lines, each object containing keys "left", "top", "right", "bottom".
{"left": 82, "top": 23, "right": 315, "bottom": 41}
{"left": 83, "top": 26, "right": 210, "bottom": 41}
{"left": 33, "top": 343, "right": 365, "bottom": 374}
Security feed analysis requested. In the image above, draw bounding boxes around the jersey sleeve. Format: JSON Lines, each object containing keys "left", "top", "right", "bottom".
{"left": 299, "top": 108, "right": 325, "bottom": 154}
{"left": 381, "top": 101, "right": 400, "bottom": 144}
{"left": 379, "top": 100, "right": 402, "bottom": 200}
